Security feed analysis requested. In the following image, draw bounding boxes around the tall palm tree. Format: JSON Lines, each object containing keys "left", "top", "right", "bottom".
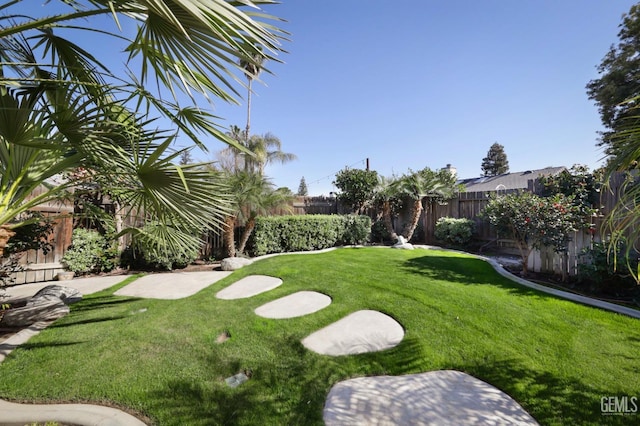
{"left": 0, "top": 0, "right": 285, "bottom": 255}
{"left": 245, "top": 132, "right": 297, "bottom": 175}
{"left": 240, "top": 47, "right": 266, "bottom": 143}
{"left": 217, "top": 131, "right": 296, "bottom": 175}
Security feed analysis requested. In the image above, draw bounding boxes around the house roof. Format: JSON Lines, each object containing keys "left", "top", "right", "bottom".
{"left": 462, "top": 166, "right": 566, "bottom": 192}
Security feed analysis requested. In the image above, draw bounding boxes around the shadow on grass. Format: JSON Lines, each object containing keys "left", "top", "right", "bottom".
{"left": 19, "top": 340, "right": 85, "bottom": 350}
{"left": 70, "top": 296, "right": 141, "bottom": 313}
{"left": 146, "top": 335, "right": 427, "bottom": 425}
{"left": 402, "top": 255, "right": 542, "bottom": 295}
{"left": 48, "top": 315, "right": 129, "bottom": 329}
{"left": 454, "top": 358, "right": 628, "bottom": 425}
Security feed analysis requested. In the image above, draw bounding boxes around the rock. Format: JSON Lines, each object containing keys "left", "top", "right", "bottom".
{"left": 220, "top": 257, "right": 253, "bottom": 271}
{"left": 392, "top": 236, "right": 414, "bottom": 250}
{"left": 1, "top": 297, "right": 69, "bottom": 327}
{"left": 32, "top": 285, "right": 82, "bottom": 305}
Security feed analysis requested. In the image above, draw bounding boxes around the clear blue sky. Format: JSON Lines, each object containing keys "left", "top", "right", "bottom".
{"left": 197, "top": 0, "right": 637, "bottom": 195}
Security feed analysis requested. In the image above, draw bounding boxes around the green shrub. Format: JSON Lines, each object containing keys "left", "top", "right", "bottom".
{"left": 370, "top": 219, "right": 391, "bottom": 243}
{"left": 124, "top": 222, "right": 200, "bottom": 270}
{"left": 434, "top": 217, "right": 475, "bottom": 247}
{"left": 62, "top": 229, "right": 118, "bottom": 275}
{"left": 340, "top": 215, "right": 371, "bottom": 245}
{"left": 577, "top": 241, "right": 638, "bottom": 294}
{"left": 249, "top": 215, "right": 371, "bottom": 256}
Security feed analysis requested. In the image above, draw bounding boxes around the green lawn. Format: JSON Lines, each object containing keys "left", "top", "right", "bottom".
{"left": 1, "top": 248, "right": 639, "bottom": 425}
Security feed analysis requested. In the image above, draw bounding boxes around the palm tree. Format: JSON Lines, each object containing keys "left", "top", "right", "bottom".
{"left": 237, "top": 186, "right": 293, "bottom": 254}
{"left": 603, "top": 111, "right": 640, "bottom": 282}
{"left": 374, "top": 175, "right": 402, "bottom": 241}
{"left": 221, "top": 171, "right": 292, "bottom": 257}
{"left": 0, "top": 0, "right": 285, "bottom": 255}
{"left": 217, "top": 131, "right": 296, "bottom": 175}
{"left": 393, "top": 168, "right": 460, "bottom": 242}
{"left": 245, "top": 133, "right": 297, "bottom": 175}
{"left": 240, "top": 47, "right": 266, "bottom": 143}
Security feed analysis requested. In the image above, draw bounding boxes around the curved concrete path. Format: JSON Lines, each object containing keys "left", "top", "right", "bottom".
{"left": 255, "top": 291, "right": 332, "bottom": 319}
{"left": 302, "top": 310, "right": 405, "bottom": 356}
{"left": 324, "top": 370, "right": 538, "bottom": 425}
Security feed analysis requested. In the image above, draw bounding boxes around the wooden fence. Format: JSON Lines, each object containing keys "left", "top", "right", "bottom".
{"left": 11, "top": 187, "right": 74, "bottom": 285}
{"left": 11, "top": 173, "right": 636, "bottom": 283}
{"left": 420, "top": 178, "right": 633, "bottom": 277}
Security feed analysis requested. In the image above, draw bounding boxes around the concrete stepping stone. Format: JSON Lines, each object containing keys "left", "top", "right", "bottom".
{"left": 216, "top": 275, "right": 283, "bottom": 300}
{"left": 324, "top": 370, "right": 538, "bottom": 425}
{"left": 302, "top": 310, "right": 404, "bottom": 356}
{"left": 115, "top": 271, "right": 232, "bottom": 300}
{"left": 255, "top": 291, "right": 332, "bottom": 319}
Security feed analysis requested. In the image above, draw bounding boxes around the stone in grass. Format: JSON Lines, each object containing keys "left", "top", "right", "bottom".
{"left": 216, "top": 330, "right": 231, "bottom": 344}
{"left": 221, "top": 257, "right": 253, "bottom": 271}
{"left": 225, "top": 369, "right": 252, "bottom": 388}
{"left": 392, "top": 236, "right": 414, "bottom": 250}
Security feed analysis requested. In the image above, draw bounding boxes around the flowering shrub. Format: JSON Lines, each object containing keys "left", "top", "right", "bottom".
{"left": 480, "top": 192, "right": 582, "bottom": 275}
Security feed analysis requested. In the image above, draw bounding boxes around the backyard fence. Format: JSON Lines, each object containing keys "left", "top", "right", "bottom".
{"left": 11, "top": 186, "right": 74, "bottom": 285}
{"left": 420, "top": 176, "right": 634, "bottom": 277}
{"left": 10, "top": 174, "right": 636, "bottom": 284}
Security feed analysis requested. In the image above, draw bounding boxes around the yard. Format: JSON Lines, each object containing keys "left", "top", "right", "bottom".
{"left": 0, "top": 248, "right": 638, "bottom": 425}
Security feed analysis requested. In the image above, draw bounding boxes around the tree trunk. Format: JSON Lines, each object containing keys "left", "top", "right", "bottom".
{"left": 223, "top": 216, "right": 236, "bottom": 258}
{"left": 382, "top": 201, "right": 398, "bottom": 241}
{"left": 515, "top": 241, "right": 532, "bottom": 277}
{"left": 0, "top": 225, "right": 16, "bottom": 257}
{"left": 402, "top": 198, "right": 423, "bottom": 242}
{"left": 114, "top": 201, "right": 126, "bottom": 252}
{"left": 237, "top": 217, "right": 256, "bottom": 255}
{"left": 245, "top": 79, "right": 252, "bottom": 145}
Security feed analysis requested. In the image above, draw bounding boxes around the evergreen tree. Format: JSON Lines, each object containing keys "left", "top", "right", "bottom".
{"left": 178, "top": 148, "right": 194, "bottom": 165}
{"left": 297, "top": 177, "right": 308, "bottom": 196}
{"left": 481, "top": 143, "right": 509, "bottom": 176}
{"left": 586, "top": 3, "right": 640, "bottom": 160}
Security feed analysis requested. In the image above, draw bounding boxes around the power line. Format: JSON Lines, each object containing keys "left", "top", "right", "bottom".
{"left": 307, "top": 158, "right": 368, "bottom": 186}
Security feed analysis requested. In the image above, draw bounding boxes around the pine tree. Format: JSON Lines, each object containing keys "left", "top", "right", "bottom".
{"left": 297, "top": 176, "right": 308, "bottom": 196}
{"left": 481, "top": 143, "right": 509, "bottom": 176}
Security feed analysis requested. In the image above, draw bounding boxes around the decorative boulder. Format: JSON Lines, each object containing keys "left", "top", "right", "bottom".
{"left": 392, "top": 236, "right": 414, "bottom": 250}
{"left": 33, "top": 285, "right": 82, "bottom": 305}
{"left": 221, "top": 257, "right": 253, "bottom": 271}
{"left": 1, "top": 297, "right": 69, "bottom": 327}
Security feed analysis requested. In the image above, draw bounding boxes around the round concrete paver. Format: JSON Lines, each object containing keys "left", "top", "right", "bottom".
{"left": 301, "top": 310, "right": 404, "bottom": 356}
{"left": 323, "top": 370, "right": 538, "bottom": 426}
{"left": 216, "top": 275, "right": 283, "bottom": 300}
{"left": 255, "top": 291, "right": 332, "bottom": 319}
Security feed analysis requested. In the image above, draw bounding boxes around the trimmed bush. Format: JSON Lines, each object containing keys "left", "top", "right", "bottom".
{"left": 340, "top": 215, "right": 372, "bottom": 245}
{"left": 434, "top": 217, "right": 475, "bottom": 247}
{"left": 249, "top": 215, "right": 371, "bottom": 256}
{"left": 62, "top": 229, "right": 118, "bottom": 275}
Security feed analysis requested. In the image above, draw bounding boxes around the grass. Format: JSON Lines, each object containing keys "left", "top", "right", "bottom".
{"left": 1, "top": 247, "right": 639, "bottom": 425}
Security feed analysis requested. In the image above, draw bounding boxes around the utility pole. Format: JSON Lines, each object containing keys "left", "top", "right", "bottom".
{"left": 366, "top": 158, "right": 370, "bottom": 171}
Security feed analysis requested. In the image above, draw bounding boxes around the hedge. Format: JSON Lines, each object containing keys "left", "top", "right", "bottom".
{"left": 248, "top": 215, "right": 371, "bottom": 256}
